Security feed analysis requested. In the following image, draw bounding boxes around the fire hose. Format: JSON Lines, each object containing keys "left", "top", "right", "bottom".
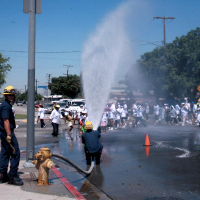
{"left": 52, "top": 153, "right": 94, "bottom": 175}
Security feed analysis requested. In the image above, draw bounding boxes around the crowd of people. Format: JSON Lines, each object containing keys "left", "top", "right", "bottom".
{"left": 35, "top": 97, "right": 200, "bottom": 138}
{"left": 98, "top": 98, "right": 200, "bottom": 130}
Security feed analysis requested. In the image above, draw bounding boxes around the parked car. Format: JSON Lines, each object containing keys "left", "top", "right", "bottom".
{"left": 44, "top": 103, "right": 53, "bottom": 114}
{"left": 35, "top": 102, "right": 40, "bottom": 108}
{"left": 69, "top": 100, "right": 85, "bottom": 110}
{"left": 17, "top": 101, "right": 23, "bottom": 106}
{"left": 59, "top": 99, "right": 71, "bottom": 105}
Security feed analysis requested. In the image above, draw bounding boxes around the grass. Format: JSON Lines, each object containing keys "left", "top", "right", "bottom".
{"left": 15, "top": 114, "right": 27, "bottom": 119}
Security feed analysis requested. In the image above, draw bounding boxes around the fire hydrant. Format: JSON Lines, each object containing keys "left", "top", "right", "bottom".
{"left": 32, "top": 147, "right": 54, "bottom": 185}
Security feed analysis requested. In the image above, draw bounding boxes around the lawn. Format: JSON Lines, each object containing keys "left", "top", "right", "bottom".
{"left": 15, "top": 114, "right": 27, "bottom": 119}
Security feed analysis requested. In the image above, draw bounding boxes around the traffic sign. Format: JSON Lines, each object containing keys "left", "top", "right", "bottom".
{"left": 23, "top": 0, "right": 42, "bottom": 14}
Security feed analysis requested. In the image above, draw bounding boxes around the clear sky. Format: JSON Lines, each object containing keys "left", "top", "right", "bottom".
{"left": 0, "top": 0, "right": 200, "bottom": 95}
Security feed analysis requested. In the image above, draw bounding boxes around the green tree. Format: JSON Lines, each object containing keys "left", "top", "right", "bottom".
{"left": 17, "top": 91, "right": 43, "bottom": 101}
{"left": 0, "top": 53, "right": 12, "bottom": 87}
{"left": 49, "top": 75, "right": 82, "bottom": 98}
{"left": 125, "top": 27, "right": 200, "bottom": 101}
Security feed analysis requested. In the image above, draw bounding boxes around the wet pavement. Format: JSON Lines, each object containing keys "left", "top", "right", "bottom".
{"left": 4, "top": 110, "right": 200, "bottom": 199}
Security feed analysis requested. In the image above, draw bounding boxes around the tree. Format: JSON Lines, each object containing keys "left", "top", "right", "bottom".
{"left": 17, "top": 91, "right": 43, "bottom": 101}
{"left": 125, "top": 27, "right": 200, "bottom": 102}
{"left": 0, "top": 53, "right": 12, "bottom": 88}
{"left": 49, "top": 75, "right": 82, "bottom": 98}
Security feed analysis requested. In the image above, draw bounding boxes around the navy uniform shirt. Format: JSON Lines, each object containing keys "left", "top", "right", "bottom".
{"left": 82, "top": 130, "right": 103, "bottom": 153}
{"left": 0, "top": 100, "right": 15, "bottom": 131}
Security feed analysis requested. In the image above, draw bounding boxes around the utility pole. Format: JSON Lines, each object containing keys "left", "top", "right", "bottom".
{"left": 63, "top": 65, "right": 73, "bottom": 78}
{"left": 46, "top": 74, "right": 52, "bottom": 101}
{"left": 23, "top": 0, "right": 41, "bottom": 164}
{"left": 24, "top": 85, "right": 28, "bottom": 92}
{"left": 35, "top": 79, "right": 39, "bottom": 94}
{"left": 153, "top": 16, "right": 175, "bottom": 47}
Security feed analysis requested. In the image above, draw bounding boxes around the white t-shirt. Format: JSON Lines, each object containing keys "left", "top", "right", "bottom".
{"left": 136, "top": 106, "right": 143, "bottom": 117}
{"left": 108, "top": 111, "right": 114, "bottom": 119}
{"left": 50, "top": 109, "right": 63, "bottom": 124}
{"left": 121, "top": 109, "right": 127, "bottom": 118}
{"left": 123, "top": 104, "right": 127, "bottom": 109}
{"left": 64, "top": 107, "right": 70, "bottom": 116}
{"left": 146, "top": 105, "right": 149, "bottom": 114}
{"left": 154, "top": 105, "right": 159, "bottom": 115}
{"left": 197, "top": 109, "right": 200, "bottom": 122}
{"left": 181, "top": 104, "right": 188, "bottom": 115}
{"left": 38, "top": 108, "right": 45, "bottom": 119}
{"left": 193, "top": 104, "right": 197, "bottom": 113}
{"left": 101, "top": 112, "right": 107, "bottom": 122}
{"left": 116, "top": 108, "right": 122, "bottom": 120}
{"left": 175, "top": 104, "right": 180, "bottom": 115}
{"left": 77, "top": 107, "right": 84, "bottom": 118}
{"left": 132, "top": 104, "right": 137, "bottom": 115}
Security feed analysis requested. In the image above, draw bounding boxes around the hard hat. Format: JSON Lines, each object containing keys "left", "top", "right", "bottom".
{"left": 3, "top": 85, "right": 16, "bottom": 95}
{"left": 55, "top": 104, "right": 60, "bottom": 108}
{"left": 84, "top": 121, "right": 93, "bottom": 130}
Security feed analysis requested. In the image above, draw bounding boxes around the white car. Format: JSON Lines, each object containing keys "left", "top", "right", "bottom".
{"left": 17, "top": 101, "right": 23, "bottom": 106}
{"left": 44, "top": 103, "right": 53, "bottom": 114}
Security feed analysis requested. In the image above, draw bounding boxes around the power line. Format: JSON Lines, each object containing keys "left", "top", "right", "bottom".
{"left": 0, "top": 50, "right": 82, "bottom": 53}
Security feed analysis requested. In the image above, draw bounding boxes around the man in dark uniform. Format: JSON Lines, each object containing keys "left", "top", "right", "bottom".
{"left": 82, "top": 121, "right": 103, "bottom": 165}
{"left": 0, "top": 85, "right": 23, "bottom": 185}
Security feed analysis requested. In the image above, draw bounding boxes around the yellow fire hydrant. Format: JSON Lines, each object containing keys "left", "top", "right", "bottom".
{"left": 32, "top": 147, "right": 54, "bottom": 185}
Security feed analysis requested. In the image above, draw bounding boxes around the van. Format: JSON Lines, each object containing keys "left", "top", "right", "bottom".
{"left": 59, "top": 99, "right": 71, "bottom": 105}
{"left": 69, "top": 99, "right": 85, "bottom": 111}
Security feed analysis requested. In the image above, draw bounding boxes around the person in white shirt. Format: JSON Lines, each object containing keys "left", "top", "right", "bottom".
{"left": 115, "top": 105, "right": 122, "bottom": 129}
{"left": 131, "top": 103, "right": 137, "bottom": 125}
{"left": 77, "top": 105, "right": 84, "bottom": 123}
{"left": 108, "top": 102, "right": 115, "bottom": 130}
{"left": 181, "top": 103, "right": 188, "bottom": 126}
{"left": 175, "top": 102, "right": 181, "bottom": 122}
{"left": 154, "top": 103, "right": 160, "bottom": 125}
{"left": 64, "top": 105, "right": 70, "bottom": 124}
{"left": 145, "top": 103, "right": 149, "bottom": 121}
{"left": 191, "top": 101, "right": 197, "bottom": 124}
{"left": 37, "top": 104, "right": 46, "bottom": 128}
{"left": 170, "top": 105, "right": 178, "bottom": 124}
{"left": 100, "top": 112, "right": 107, "bottom": 133}
{"left": 196, "top": 106, "right": 200, "bottom": 126}
{"left": 134, "top": 104, "right": 147, "bottom": 127}
{"left": 50, "top": 104, "right": 63, "bottom": 137}
{"left": 123, "top": 101, "right": 127, "bottom": 110}
{"left": 121, "top": 106, "right": 128, "bottom": 128}
{"left": 69, "top": 103, "right": 78, "bottom": 125}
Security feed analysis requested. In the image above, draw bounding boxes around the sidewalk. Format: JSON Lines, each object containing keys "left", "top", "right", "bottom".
{"left": 0, "top": 153, "right": 76, "bottom": 200}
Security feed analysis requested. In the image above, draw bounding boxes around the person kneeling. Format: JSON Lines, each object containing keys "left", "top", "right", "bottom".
{"left": 82, "top": 121, "right": 103, "bottom": 165}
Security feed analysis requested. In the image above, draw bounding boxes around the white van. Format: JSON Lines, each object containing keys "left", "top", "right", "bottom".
{"left": 69, "top": 99, "right": 85, "bottom": 110}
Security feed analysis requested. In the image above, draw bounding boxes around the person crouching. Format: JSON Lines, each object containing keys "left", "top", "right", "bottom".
{"left": 82, "top": 121, "right": 103, "bottom": 165}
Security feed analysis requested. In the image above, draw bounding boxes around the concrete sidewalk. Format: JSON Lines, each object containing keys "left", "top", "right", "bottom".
{"left": 0, "top": 152, "right": 76, "bottom": 200}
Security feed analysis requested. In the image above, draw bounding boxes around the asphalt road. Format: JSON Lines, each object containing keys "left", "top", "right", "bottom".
{"left": 12, "top": 105, "right": 200, "bottom": 199}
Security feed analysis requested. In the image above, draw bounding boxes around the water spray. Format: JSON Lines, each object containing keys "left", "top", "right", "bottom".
{"left": 82, "top": 1, "right": 134, "bottom": 130}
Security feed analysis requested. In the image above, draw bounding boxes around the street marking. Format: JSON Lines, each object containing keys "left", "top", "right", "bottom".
{"left": 51, "top": 166, "right": 86, "bottom": 200}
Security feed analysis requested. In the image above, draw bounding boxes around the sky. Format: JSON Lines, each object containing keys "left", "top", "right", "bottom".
{"left": 0, "top": 0, "right": 200, "bottom": 95}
